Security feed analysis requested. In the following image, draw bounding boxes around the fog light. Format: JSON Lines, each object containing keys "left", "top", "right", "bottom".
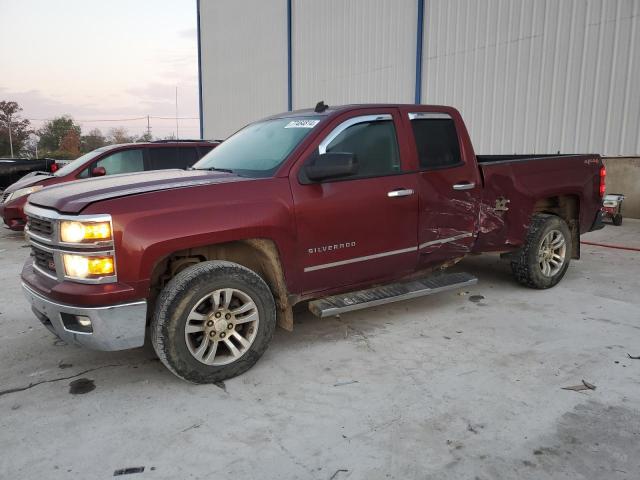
{"left": 60, "top": 313, "right": 93, "bottom": 333}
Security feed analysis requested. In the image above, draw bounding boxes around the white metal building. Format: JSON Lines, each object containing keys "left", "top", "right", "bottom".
{"left": 198, "top": 0, "right": 640, "bottom": 155}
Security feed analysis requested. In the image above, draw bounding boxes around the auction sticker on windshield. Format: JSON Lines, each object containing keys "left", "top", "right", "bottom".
{"left": 284, "top": 120, "right": 320, "bottom": 129}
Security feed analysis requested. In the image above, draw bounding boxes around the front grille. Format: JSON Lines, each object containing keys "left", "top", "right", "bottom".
{"left": 32, "top": 245, "right": 56, "bottom": 274}
{"left": 27, "top": 216, "right": 54, "bottom": 238}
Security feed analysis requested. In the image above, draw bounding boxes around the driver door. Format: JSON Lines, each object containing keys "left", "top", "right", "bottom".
{"left": 289, "top": 109, "right": 420, "bottom": 294}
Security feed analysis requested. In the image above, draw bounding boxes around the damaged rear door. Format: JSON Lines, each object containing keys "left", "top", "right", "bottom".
{"left": 407, "top": 111, "right": 481, "bottom": 266}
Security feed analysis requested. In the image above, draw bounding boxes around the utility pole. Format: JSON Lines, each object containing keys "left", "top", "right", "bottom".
{"left": 7, "top": 112, "right": 14, "bottom": 158}
{"left": 146, "top": 115, "right": 151, "bottom": 139}
{"left": 175, "top": 86, "right": 179, "bottom": 140}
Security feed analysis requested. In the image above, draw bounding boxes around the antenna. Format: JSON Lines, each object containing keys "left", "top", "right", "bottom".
{"left": 175, "top": 86, "right": 179, "bottom": 140}
{"left": 314, "top": 101, "right": 329, "bottom": 113}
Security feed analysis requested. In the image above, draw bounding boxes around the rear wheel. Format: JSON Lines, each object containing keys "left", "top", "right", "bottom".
{"left": 511, "top": 214, "right": 572, "bottom": 289}
{"left": 151, "top": 261, "right": 276, "bottom": 383}
{"left": 613, "top": 214, "right": 623, "bottom": 226}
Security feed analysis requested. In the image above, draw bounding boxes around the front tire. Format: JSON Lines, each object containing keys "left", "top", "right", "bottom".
{"left": 511, "top": 214, "right": 572, "bottom": 289}
{"left": 151, "top": 261, "right": 276, "bottom": 383}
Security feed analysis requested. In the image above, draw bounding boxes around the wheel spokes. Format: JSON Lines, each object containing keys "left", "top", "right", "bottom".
{"left": 185, "top": 323, "right": 205, "bottom": 334}
{"left": 203, "top": 340, "right": 219, "bottom": 364}
{"left": 185, "top": 287, "right": 261, "bottom": 366}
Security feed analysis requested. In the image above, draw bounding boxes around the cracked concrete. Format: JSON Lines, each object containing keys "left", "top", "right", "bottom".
{"left": 0, "top": 221, "right": 639, "bottom": 479}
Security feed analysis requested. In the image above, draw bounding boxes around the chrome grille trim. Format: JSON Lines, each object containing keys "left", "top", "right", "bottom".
{"left": 23, "top": 203, "right": 117, "bottom": 284}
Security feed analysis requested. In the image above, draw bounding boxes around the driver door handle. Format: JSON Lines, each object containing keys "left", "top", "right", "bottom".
{"left": 453, "top": 182, "right": 476, "bottom": 191}
{"left": 387, "top": 189, "right": 414, "bottom": 198}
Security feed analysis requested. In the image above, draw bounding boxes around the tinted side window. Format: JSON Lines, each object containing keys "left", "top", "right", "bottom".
{"left": 178, "top": 147, "right": 199, "bottom": 167}
{"left": 148, "top": 147, "right": 180, "bottom": 170}
{"left": 326, "top": 120, "right": 400, "bottom": 178}
{"left": 198, "top": 145, "right": 215, "bottom": 158}
{"left": 94, "top": 149, "right": 144, "bottom": 175}
{"left": 411, "top": 118, "right": 462, "bottom": 169}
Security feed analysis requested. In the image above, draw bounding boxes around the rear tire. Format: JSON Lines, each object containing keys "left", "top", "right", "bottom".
{"left": 510, "top": 214, "right": 572, "bottom": 289}
{"left": 151, "top": 261, "right": 276, "bottom": 383}
{"left": 613, "top": 214, "right": 623, "bottom": 226}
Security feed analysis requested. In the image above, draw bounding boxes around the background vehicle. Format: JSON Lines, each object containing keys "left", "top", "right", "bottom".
{"left": 602, "top": 193, "right": 625, "bottom": 226}
{"left": 0, "top": 158, "right": 66, "bottom": 191}
{"left": 20, "top": 104, "right": 604, "bottom": 383}
{"left": 0, "top": 140, "right": 219, "bottom": 230}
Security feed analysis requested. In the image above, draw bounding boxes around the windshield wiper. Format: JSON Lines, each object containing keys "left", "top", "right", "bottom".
{"left": 193, "top": 166, "right": 234, "bottom": 173}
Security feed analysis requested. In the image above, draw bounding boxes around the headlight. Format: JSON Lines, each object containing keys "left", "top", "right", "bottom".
{"left": 4, "top": 185, "right": 43, "bottom": 203}
{"left": 60, "top": 220, "right": 112, "bottom": 243}
{"left": 62, "top": 254, "right": 115, "bottom": 279}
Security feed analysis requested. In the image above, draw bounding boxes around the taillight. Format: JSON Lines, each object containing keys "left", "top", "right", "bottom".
{"left": 599, "top": 165, "right": 606, "bottom": 198}
{"left": 50, "top": 163, "right": 58, "bottom": 173}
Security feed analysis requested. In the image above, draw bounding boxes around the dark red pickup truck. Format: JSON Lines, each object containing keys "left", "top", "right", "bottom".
{"left": 20, "top": 104, "right": 605, "bottom": 383}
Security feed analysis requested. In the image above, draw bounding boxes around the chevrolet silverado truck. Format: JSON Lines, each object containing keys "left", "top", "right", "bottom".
{"left": 20, "top": 104, "right": 605, "bottom": 383}
{"left": 1, "top": 140, "right": 218, "bottom": 230}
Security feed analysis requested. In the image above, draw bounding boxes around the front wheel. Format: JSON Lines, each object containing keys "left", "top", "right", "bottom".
{"left": 510, "top": 214, "right": 572, "bottom": 289}
{"left": 151, "top": 261, "right": 276, "bottom": 383}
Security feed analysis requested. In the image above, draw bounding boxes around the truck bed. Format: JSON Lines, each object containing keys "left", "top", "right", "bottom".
{"left": 473, "top": 153, "right": 602, "bottom": 253}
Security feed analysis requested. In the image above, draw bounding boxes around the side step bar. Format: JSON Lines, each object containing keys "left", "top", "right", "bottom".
{"left": 308, "top": 272, "right": 477, "bottom": 318}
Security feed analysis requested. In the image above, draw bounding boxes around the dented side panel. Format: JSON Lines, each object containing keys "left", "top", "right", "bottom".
{"left": 473, "top": 155, "right": 602, "bottom": 253}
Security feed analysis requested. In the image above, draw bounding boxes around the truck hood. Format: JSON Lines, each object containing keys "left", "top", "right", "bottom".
{"left": 28, "top": 169, "right": 248, "bottom": 213}
{"left": 4, "top": 172, "right": 53, "bottom": 193}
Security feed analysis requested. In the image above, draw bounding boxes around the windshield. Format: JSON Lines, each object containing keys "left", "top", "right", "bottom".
{"left": 54, "top": 146, "right": 112, "bottom": 177}
{"left": 193, "top": 117, "right": 322, "bottom": 177}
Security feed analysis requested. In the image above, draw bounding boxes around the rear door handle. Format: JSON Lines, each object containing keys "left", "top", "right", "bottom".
{"left": 453, "top": 182, "right": 476, "bottom": 191}
{"left": 387, "top": 189, "right": 414, "bottom": 198}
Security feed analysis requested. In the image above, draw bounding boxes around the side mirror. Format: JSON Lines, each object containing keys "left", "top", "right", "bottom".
{"left": 305, "top": 152, "right": 358, "bottom": 182}
{"left": 91, "top": 166, "right": 106, "bottom": 177}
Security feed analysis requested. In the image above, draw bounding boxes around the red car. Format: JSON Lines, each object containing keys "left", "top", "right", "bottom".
{"left": 0, "top": 140, "right": 218, "bottom": 230}
{"left": 20, "top": 104, "right": 604, "bottom": 383}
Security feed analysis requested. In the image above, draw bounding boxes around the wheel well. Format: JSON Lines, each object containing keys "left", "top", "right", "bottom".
{"left": 533, "top": 195, "right": 580, "bottom": 259}
{"left": 149, "top": 239, "right": 294, "bottom": 330}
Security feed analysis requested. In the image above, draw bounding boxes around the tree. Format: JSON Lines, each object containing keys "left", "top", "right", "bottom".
{"left": 38, "top": 116, "right": 81, "bottom": 157}
{"left": 81, "top": 128, "right": 107, "bottom": 153}
{"left": 0, "top": 101, "right": 32, "bottom": 157}
{"left": 59, "top": 129, "right": 81, "bottom": 157}
{"left": 107, "top": 127, "right": 135, "bottom": 144}
{"left": 136, "top": 132, "right": 154, "bottom": 142}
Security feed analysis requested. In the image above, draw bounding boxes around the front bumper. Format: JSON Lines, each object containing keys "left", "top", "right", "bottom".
{"left": 22, "top": 282, "right": 147, "bottom": 351}
{"left": 0, "top": 195, "right": 28, "bottom": 230}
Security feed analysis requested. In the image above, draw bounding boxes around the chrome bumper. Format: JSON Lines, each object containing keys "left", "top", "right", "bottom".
{"left": 22, "top": 283, "right": 147, "bottom": 351}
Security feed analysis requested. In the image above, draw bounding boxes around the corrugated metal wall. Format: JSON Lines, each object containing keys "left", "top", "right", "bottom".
{"left": 291, "top": 0, "right": 417, "bottom": 109}
{"left": 199, "top": 0, "right": 288, "bottom": 139}
{"left": 199, "top": 0, "right": 639, "bottom": 155}
{"left": 422, "top": 0, "right": 640, "bottom": 155}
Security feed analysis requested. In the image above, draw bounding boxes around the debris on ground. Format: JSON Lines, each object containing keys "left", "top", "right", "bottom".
{"left": 562, "top": 380, "right": 597, "bottom": 392}
{"left": 333, "top": 380, "right": 358, "bottom": 387}
{"left": 329, "top": 469, "right": 348, "bottom": 480}
{"left": 469, "top": 295, "right": 485, "bottom": 303}
{"left": 627, "top": 353, "right": 640, "bottom": 360}
{"left": 113, "top": 466, "right": 145, "bottom": 476}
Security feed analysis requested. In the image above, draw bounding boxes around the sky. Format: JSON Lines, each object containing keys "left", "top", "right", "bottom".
{"left": 0, "top": 0, "right": 200, "bottom": 139}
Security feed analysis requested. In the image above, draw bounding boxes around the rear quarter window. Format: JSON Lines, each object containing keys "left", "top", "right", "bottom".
{"left": 411, "top": 118, "right": 462, "bottom": 170}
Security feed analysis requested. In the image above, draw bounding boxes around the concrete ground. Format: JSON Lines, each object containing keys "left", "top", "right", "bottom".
{"left": 0, "top": 221, "right": 639, "bottom": 480}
